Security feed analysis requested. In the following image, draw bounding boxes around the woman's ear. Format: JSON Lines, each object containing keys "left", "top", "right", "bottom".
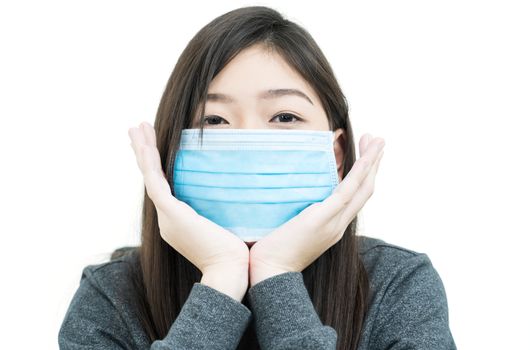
{"left": 333, "top": 128, "right": 346, "bottom": 181}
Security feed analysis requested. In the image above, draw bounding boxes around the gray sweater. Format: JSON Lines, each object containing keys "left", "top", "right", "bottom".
{"left": 58, "top": 236, "right": 457, "bottom": 349}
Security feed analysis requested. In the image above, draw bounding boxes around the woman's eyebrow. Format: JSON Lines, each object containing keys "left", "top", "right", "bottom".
{"left": 206, "top": 89, "right": 314, "bottom": 105}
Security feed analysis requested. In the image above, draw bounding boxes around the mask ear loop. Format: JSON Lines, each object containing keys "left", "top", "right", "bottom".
{"left": 328, "top": 133, "right": 340, "bottom": 190}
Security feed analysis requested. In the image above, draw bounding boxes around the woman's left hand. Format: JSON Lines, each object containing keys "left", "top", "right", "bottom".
{"left": 248, "top": 133, "right": 385, "bottom": 287}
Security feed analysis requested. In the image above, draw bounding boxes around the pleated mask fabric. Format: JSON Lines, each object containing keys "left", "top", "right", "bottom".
{"left": 173, "top": 128, "right": 340, "bottom": 242}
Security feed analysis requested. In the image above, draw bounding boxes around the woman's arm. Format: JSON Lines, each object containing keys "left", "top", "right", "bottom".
{"left": 247, "top": 255, "right": 457, "bottom": 350}
{"left": 58, "top": 264, "right": 252, "bottom": 350}
{"left": 247, "top": 271, "right": 337, "bottom": 349}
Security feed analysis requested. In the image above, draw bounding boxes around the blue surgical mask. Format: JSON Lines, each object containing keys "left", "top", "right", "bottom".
{"left": 173, "top": 128, "right": 340, "bottom": 242}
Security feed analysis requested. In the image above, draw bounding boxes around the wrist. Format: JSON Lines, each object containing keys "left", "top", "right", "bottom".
{"left": 250, "top": 266, "right": 290, "bottom": 287}
{"left": 200, "top": 267, "right": 249, "bottom": 302}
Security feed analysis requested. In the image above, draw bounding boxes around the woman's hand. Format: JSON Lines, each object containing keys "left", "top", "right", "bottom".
{"left": 248, "top": 133, "right": 385, "bottom": 286}
{"left": 128, "top": 122, "right": 250, "bottom": 300}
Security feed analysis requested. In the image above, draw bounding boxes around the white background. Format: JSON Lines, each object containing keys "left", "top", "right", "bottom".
{"left": 1, "top": 1, "right": 529, "bottom": 349}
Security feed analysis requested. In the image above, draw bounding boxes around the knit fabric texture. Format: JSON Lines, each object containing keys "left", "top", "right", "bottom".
{"left": 58, "top": 235, "right": 457, "bottom": 349}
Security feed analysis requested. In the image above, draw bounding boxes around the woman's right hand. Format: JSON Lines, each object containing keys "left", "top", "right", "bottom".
{"left": 128, "top": 121, "right": 250, "bottom": 301}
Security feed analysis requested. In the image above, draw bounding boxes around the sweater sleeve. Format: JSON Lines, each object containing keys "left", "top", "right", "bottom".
{"left": 247, "top": 271, "right": 337, "bottom": 350}
{"left": 369, "top": 254, "right": 457, "bottom": 349}
{"left": 58, "top": 266, "right": 252, "bottom": 349}
{"left": 151, "top": 282, "right": 252, "bottom": 349}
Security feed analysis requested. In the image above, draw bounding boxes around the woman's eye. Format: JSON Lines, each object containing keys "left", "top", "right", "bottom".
{"left": 202, "top": 115, "right": 228, "bottom": 125}
{"left": 201, "top": 113, "right": 302, "bottom": 125}
{"left": 270, "top": 113, "right": 302, "bottom": 123}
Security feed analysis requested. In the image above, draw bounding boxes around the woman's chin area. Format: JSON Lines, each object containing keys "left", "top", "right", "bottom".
{"left": 245, "top": 241, "right": 257, "bottom": 248}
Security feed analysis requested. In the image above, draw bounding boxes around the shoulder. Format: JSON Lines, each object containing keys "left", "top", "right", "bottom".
{"left": 358, "top": 235, "right": 431, "bottom": 271}
{"left": 357, "top": 235, "right": 447, "bottom": 307}
{"left": 63, "top": 246, "right": 143, "bottom": 331}
{"left": 358, "top": 234, "right": 435, "bottom": 278}
{"left": 78, "top": 246, "right": 140, "bottom": 301}
{"left": 59, "top": 247, "right": 150, "bottom": 348}
{"left": 358, "top": 234, "right": 425, "bottom": 260}
{"left": 356, "top": 237, "right": 456, "bottom": 348}
{"left": 81, "top": 246, "right": 139, "bottom": 276}
{"left": 357, "top": 235, "right": 450, "bottom": 319}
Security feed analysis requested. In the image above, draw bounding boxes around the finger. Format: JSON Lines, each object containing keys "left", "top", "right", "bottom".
{"left": 128, "top": 122, "right": 152, "bottom": 169}
{"left": 359, "top": 133, "right": 373, "bottom": 157}
{"left": 302, "top": 138, "right": 384, "bottom": 228}
{"left": 137, "top": 123, "right": 164, "bottom": 176}
{"left": 128, "top": 124, "right": 175, "bottom": 214}
{"left": 129, "top": 123, "right": 159, "bottom": 170}
{"left": 141, "top": 121, "right": 157, "bottom": 148}
{"left": 353, "top": 148, "right": 384, "bottom": 203}
{"left": 129, "top": 123, "right": 147, "bottom": 146}
{"left": 142, "top": 165, "right": 175, "bottom": 214}
{"left": 324, "top": 134, "right": 381, "bottom": 220}
{"left": 333, "top": 137, "right": 384, "bottom": 201}
{"left": 337, "top": 148, "right": 384, "bottom": 229}
{"left": 128, "top": 127, "right": 147, "bottom": 168}
{"left": 373, "top": 149, "right": 384, "bottom": 172}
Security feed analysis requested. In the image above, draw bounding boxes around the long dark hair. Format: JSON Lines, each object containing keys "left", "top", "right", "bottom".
{"left": 126, "top": 6, "right": 370, "bottom": 349}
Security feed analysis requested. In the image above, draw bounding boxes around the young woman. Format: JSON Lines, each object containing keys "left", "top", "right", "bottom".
{"left": 59, "top": 6, "right": 456, "bottom": 350}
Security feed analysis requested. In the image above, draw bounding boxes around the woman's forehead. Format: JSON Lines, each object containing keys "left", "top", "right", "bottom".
{"left": 205, "top": 44, "right": 319, "bottom": 106}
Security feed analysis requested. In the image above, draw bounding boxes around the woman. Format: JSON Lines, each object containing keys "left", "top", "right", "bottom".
{"left": 59, "top": 5, "right": 456, "bottom": 350}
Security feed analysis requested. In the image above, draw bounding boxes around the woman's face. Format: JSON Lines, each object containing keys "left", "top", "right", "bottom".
{"left": 192, "top": 43, "right": 346, "bottom": 176}
{"left": 192, "top": 44, "right": 342, "bottom": 131}
{"left": 192, "top": 43, "right": 347, "bottom": 248}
